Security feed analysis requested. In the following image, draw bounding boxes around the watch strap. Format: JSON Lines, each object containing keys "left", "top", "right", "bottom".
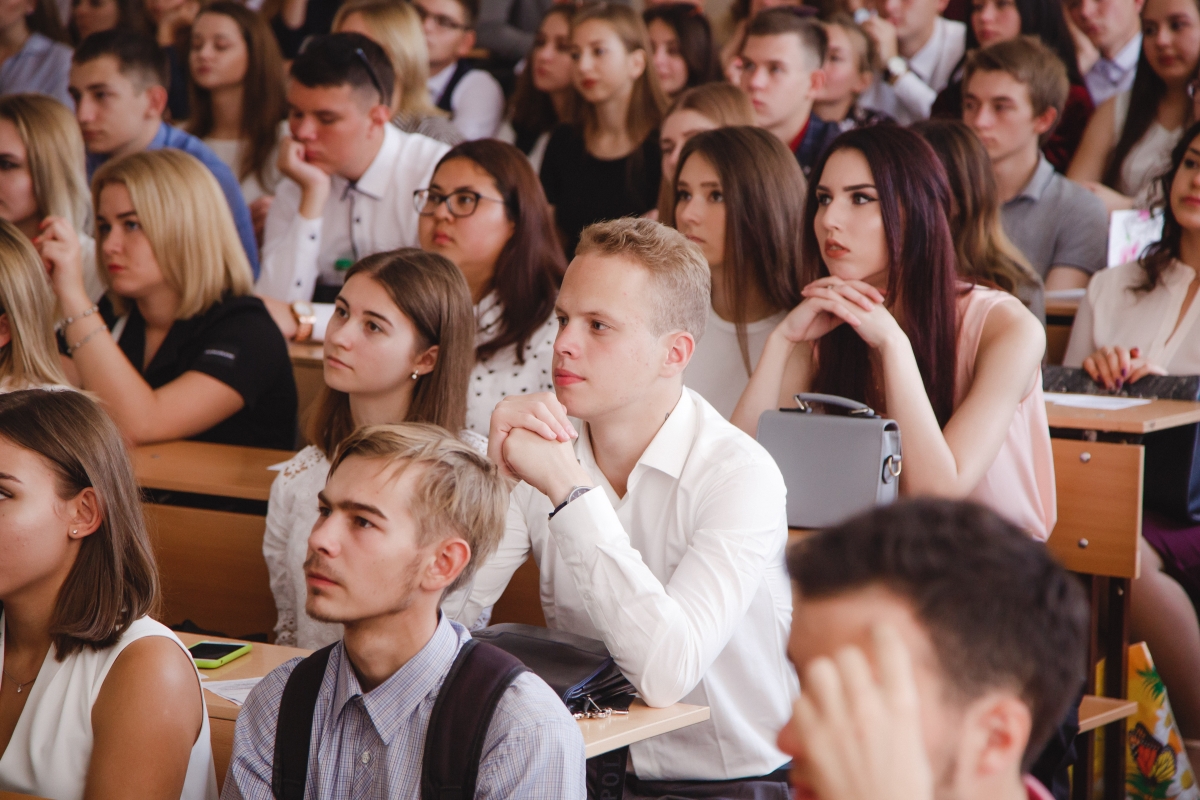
{"left": 549, "top": 485, "right": 593, "bottom": 519}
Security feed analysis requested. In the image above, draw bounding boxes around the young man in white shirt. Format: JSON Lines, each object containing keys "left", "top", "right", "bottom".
{"left": 1066, "top": 0, "right": 1144, "bottom": 103}
{"left": 857, "top": 0, "right": 966, "bottom": 123}
{"left": 444, "top": 218, "right": 797, "bottom": 799}
{"left": 255, "top": 33, "right": 450, "bottom": 339}
{"left": 418, "top": 0, "right": 505, "bottom": 140}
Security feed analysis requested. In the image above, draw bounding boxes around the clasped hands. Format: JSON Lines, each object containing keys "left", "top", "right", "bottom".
{"left": 1083, "top": 345, "right": 1166, "bottom": 391}
{"left": 487, "top": 392, "right": 593, "bottom": 506}
{"left": 777, "top": 277, "right": 905, "bottom": 351}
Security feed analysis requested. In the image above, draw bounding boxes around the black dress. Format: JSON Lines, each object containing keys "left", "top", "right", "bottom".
{"left": 539, "top": 124, "right": 662, "bottom": 258}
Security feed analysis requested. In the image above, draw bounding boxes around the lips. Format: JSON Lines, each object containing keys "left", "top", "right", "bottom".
{"left": 1182, "top": 195, "right": 1200, "bottom": 207}
{"left": 432, "top": 231, "right": 453, "bottom": 245}
{"left": 580, "top": 78, "right": 598, "bottom": 90}
{"left": 305, "top": 570, "right": 339, "bottom": 589}
{"left": 554, "top": 368, "right": 584, "bottom": 385}
{"left": 824, "top": 238, "right": 849, "bottom": 258}
{"left": 325, "top": 355, "right": 350, "bottom": 370}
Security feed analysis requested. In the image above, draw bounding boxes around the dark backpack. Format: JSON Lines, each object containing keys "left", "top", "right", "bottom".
{"left": 271, "top": 639, "right": 528, "bottom": 800}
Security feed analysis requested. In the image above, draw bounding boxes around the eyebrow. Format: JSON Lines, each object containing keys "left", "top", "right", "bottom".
{"left": 333, "top": 296, "right": 393, "bottom": 324}
{"left": 1189, "top": 147, "right": 1200, "bottom": 158}
{"left": 0, "top": 471, "right": 21, "bottom": 483}
{"left": 317, "top": 490, "right": 388, "bottom": 520}
{"left": 115, "top": 211, "right": 138, "bottom": 219}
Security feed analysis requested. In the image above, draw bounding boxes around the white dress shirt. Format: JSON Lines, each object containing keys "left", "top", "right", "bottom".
{"left": 858, "top": 16, "right": 965, "bottom": 124}
{"left": 256, "top": 124, "right": 450, "bottom": 301}
{"left": 444, "top": 388, "right": 797, "bottom": 782}
{"left": 428, "top": 62, "right": 505, "bottom": 141}
{"left": 1064, "top": 259, "right": 1200, "bottom": 374}
{"left": 1085, "top": 33, "right": 1141, "bottom": 106}
{"left": 466, "top": 291, "right": 557, "bottom": 434}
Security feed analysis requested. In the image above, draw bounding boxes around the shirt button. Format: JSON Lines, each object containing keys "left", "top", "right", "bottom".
{"left": 360, "top": 750, "right": 371, "bottom": 765}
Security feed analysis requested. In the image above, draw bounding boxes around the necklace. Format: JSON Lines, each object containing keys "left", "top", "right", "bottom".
{"left": 2, "top": 667, "right": 35, "bottom": 694}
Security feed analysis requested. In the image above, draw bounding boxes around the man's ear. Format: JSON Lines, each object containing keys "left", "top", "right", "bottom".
{"left": 660, "top": 330, "right": 696, "bottom": 378}
{"left": 368, "top": 101, "right": 391, "bottom": 128}
{"left": 0, "top": 313, "right": 12, "bottom": 349}
{"left": 1032, "top": 104, "right": 1059, "bottom": 137}
{"left": 808, "top": 67, "right": 827, "bottom": 98}
{"left": 455, "top": 28, "right": 477, "bottom": 59}
{"left": 963, "top": 692, "right": 1033, "bottom": 782}
{"left": 144, "top": 84, "right": 169, "bottom": 119}
{"left": 424, "top": 536, "right": 471, "bottom": 592}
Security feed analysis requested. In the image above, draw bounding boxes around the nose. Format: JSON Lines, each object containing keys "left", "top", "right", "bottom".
{"left": 325, "top": 309, "right": 352, "bottom": 349}
{"left": 291, "top": 115, "right": 316, "bottom": 141}
{"left": 306, "top": 513, "right": 341, "bottom": 560}
{"left": 882, "top": 0, "right": 901, "bottom": 21}
{"left": 746, "top": 64, "right": 768, "bottom": 90}
{"left": 75, "top": 95, "right": 94, "bottom": 123}
{"left": 101, "top": 225, "right": 121, "bottom": 257}
{"left": 676, "top": 195, "right": 700, "bottom": 225}
{"left": 977, "top": 2, "right": 995, "bottom": 21}
{"left": 553, "top": 319, "right": 579, "bottom": 359}
{"left": 432, "top": 197, "right": 455, "bottom": 222}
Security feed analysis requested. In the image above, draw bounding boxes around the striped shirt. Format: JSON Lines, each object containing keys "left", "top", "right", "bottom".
{"left": 221, "top": 615, "right": 585, "bottom": 800}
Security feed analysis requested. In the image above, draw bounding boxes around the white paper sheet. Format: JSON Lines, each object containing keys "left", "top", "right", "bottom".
{"left": 1046, "top": 393, "right": 1152, "bottom": 410}
{"left": 1108, "top": 209, "right": 1164, "bottom": 267}
{"left": 203, "top": 678, "right": 262, "bottom": 706}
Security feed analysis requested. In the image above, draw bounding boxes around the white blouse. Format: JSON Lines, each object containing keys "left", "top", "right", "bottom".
{"left": 685, "top": 308, "right": 787, "bottom": 420}
{"left": 264, "top": 432, "right": 488, "bottom": 649}
{"left": 1064, "top": 259, "right": 1200, "bottom": 374}
{"left": 0, "top": 615, "right": 217, "bottom": 800}
{"left": 467, "top": 291, "right": 558, "bottom": 435}
{"left": 204, "top": 124, "right": 286, "bottom": 205}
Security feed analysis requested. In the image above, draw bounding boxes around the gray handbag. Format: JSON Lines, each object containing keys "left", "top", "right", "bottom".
{"left": 756, "top": 393, "right": 903, "bottom": 529}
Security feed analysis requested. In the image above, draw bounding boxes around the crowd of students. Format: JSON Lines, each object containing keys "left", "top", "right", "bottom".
{"left": 0, "top": 0, "right": 1196, "bottom": 795}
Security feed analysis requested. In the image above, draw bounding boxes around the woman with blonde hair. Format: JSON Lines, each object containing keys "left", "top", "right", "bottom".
{"left": 539, "top": 2, "right": 667, "bottom": 256}
{"left": 333, "top": 0, "right": 463, "bottom": 145}
{"left": 39, "top": 148, "right": 297, "bottom": 448}
{"left": 0, "top": 220, "right": 69, "bottom": 390}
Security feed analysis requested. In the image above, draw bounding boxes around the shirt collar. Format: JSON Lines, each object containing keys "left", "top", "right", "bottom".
{"left": 330, "top": 613, "right": 466, "bottom": 746}
{"left": 345, "top": 123, "right": 401, "bottom": 201}
{"left": 149, "top": 121, "right": 171, "bottom": 151}
{"left": 908, "top": 17, "right": 946, "bottom": 81}
{"left": 1111, "top": 32, "right": 1142, "bottom": 72}
{"left": 576, "top": 389, "right": 697, "bottom": 489}
{"left": 428, "top": 62, "right": 456, "bottom": 97}
{"left": 1012, "top": 155, "right": 1056, "bottom": 202}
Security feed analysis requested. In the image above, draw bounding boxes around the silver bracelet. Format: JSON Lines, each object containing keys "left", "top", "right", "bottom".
{"left": 67, "top": 324, "right": 107, "bottom": 355}
{"left": 57, "top": 304, "right": 99, "bottom": 331}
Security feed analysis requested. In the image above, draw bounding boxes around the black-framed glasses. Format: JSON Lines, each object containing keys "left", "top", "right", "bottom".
{"left": 354, "top": 47, "right": 387, "bottom": 101}
{"left": 414, "top": 188, "right": 505, "bottom": 217}
{"left": 413, "top": 3, "right": 469, "bottom": 30}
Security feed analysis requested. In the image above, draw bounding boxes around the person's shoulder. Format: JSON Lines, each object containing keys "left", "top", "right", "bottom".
{"left": 489, "top": 669, "right": 582, "bottom": 736}
{"left": 461, "top": 66, "right": 504, "bottom": 93}
{"left": 1049, "top": 171, "right": 1108, "bottom": 217}
{"left": 391, "top": 125, "right": 452, "bottom": 167}
{"left": 1091, "top": 260, "right": 1149, "bottom": 295}
{"left": 191, "top": 295, "right": 289, "bottom": 352}
{"left": 275, "top": 445, "right": 328, "bottom": 484}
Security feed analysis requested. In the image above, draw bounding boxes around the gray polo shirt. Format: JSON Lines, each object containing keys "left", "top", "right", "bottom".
{"left": 1001, "top": 156, "right": 1108, "bottom": 282}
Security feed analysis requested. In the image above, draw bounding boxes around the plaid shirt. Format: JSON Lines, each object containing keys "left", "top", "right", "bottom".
{"left": 221, "top": 616, "right": 585, "bottom": 800}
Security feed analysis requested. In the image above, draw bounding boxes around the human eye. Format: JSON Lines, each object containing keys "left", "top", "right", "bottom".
{"left": 590, "top": 319, "right": 609, "bottom": 331}
{"left": 570, "top": 47, "right": 581, "bottom": 60}
{"left": 97, "top": 221, "right": 111, "bottom": 235}
{"left": 534, "top": 33, "right": 548, "bottom": 47}
{"left": 556, "top": 314, "right": 568, "bottom": 327}
{"left": 124, "top": 219, "right": 140, "bottom": 232}
{"left": 366, "top": 320, "right": 383, "bottom": 333}
{"left": 334, "top": 304, "right": 348, "bottom": 318}
{"left": 815, "top": 191, "right": 832, "bottom": 206}
{"left": 1184, "top": 156, "right": 1199, "bottom": 169}
{"left": 769, "top": 64, "right": 784, "bottom": 75}
{"left": 708, "top": 190, "right": 724, "bottom": 203}
{"left": 354, "top": 515, "right": 374, "bottom": 529}
{"left": 851, "top": 191, "right": 877, "bottom": 205}
{"left": 675, "top": 188, "right": 692, "bottom": 202}
{"left": 449, "top": 192, "right": 477, "bottom": 215}
{"left": 318, "top": 503, "right": 331, "bottom": 517}
{"left": 317, "top": 113, "right": 338, "bottom": 125}
{"left": 0, "top": 158, "right": 21, "bottom": 171}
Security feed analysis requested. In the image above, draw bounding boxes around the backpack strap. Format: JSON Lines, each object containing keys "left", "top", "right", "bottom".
{"left": 422, "top": 639, "right": 528, "bottom": 800}
{"left": 272, "top": 643, "right": 337, "bottom": 800}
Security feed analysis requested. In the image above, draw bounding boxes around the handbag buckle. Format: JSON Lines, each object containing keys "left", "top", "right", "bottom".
{"left": 882, "top": 454, "right": 903, "bottom": 483}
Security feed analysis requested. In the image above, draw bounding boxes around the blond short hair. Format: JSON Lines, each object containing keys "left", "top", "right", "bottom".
{"left": 576, "top": 218, "right": 710, "bottom": 341}
{"left": 0, "top": 221, "right": 69, "bottom": 388}
{"left": 329, "top": 422, "right": 509, "bottom": 594}
{"left": 0, "top": 95, "right": 89, "bottom": 232}
{"left": 92, "top": 150, "right": 253, "bottom": 319}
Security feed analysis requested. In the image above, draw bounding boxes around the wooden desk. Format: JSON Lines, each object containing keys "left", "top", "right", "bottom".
{"left": 133, "top": 440, "right": 291, "bottom": 503}
{"left": 1045, "top": 298, "right": 1079, "bottom": 366}
{"left": 289, "top": 342, "right": 324, "bottom": 430}
{"left": 0, "top": 793, "right": 49, "bottom": 799}
{"left": 1046, "top": 397, "right": 1200, "bottom": 435}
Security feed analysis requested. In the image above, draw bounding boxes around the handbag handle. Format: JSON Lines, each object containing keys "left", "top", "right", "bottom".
{"left": 792, "top": 393, "right": 878, "bottom": 418}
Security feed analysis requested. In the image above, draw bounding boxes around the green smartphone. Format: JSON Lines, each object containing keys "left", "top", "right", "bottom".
{"left": 188, "top": 640, "right": 252, "bottom": 669}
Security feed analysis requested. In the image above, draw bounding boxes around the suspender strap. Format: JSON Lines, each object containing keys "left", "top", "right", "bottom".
{"left": 271, "top": 643, "right": 337, "bottom": 800}
{"left": 434, "top": 60, "right": 477, "bottom": 112}
{"left": 421, "top": 639, "right": 528, "bottom": 800}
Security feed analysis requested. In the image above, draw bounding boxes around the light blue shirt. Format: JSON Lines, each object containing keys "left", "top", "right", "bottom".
{"left": 0, "top": 33, "right": 72, "bottom": 109}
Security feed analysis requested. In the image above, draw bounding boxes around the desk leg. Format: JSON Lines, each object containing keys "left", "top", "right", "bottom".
{"left": 1102, "top": 577, "right": 1131, "bottom": 800}
{"left": 1073, "top": 576, "right": 1100, "bottom": 800}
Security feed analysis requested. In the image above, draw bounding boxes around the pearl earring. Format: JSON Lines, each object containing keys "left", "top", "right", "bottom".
{"left": 411, "top": 371, "right": 419, "bottom": 380}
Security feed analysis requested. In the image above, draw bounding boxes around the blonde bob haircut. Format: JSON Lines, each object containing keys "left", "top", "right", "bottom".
{"left": 92, "top": 150, "right": 253, "bottom": 319}
{"left": 333, "top": 0, "right": 444, "bottom": 119}
{"left": 0, "top": 220, "right": 69, "bottom": 388}
{"left": 0, "top": 94, "right": 90, "bottom": 232}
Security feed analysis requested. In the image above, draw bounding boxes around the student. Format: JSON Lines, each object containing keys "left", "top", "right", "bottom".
{"left": 932, "top": 0, "right": 1093, "bottom": 171}
{"left": 445, "top": 218, "right": 798, "bottom": 797}
{"left": 502, "top": 5, "right": 576, "bottom": 171}
{"left": 814, "top": 13, "right": 891, "bottom": 131}
{"left": 418, "top": 0, "right": 505, "bottom": 140}
{"left": 69, "top": 0, "right": 147, "bottom": 44}
{"left": 730, "top": 126, "right": 1055, "bottom": 540}
{"left": 666, "top": 126, "right": 805, "bottom": 418}
{"left": 656, "top": 82, "right": 755, "bottom": 218}
{"left": 418, "top": 140, "right": 564, "bottom": 433}
{"left": 0, "top": 388, "right": 217, "bottom": 800}
{"left": 539, "top": 3, "right": 667, "bottom": 257}
{"left": 1068, "top": 0, "right": 1199, "bottom": 211}
{"left": 913, "top": 118, "right": 1045, "bottom": 319}
{"left": 227, "top": 423, "right": 587, "bottom": 799}
{"left": 739, "top": 8, "right": 841, "bottom": 176}
{"left": 1066, "top": 0, "right": 1144, "bottom": 104}
{"left": 963, "top": 38, "right": 1107, "bottom": 292}
{"left": 255, "top": 33, "right": 450, "bottom": 309}
{"left": 0, "top": 0, "right": 70, "bottom": 109}
{"left": 332, "top": 0, "right": 465, "bottom": 146}
{"left": 264, "top": 250, "right": 481, "bottom": 649}
{"left": 0, "top": 94, "right": 102, "bottom": 302}
{"left": 40, "top": 149, "right": 298, "bottom": 449}
{"left": 187, "top": 2, "right": 285, "bottom": 243}
{"left": 856, "top": 0, "right": 966, "bottom": 124}
{"left": 0, "top": 221, "right": 71, "bottom": 390}
{"left": 643, "top": 3, "right": 720, "bottom": 97}
{"left": 271, "top": 0, "right": 337, "bottom": 61}
{"left": 476, "top": 0, "right": 553, "bottom": 64}
{"left": 779, "top": 499, "right": 1088, "bottom": 800}
{"left": 69, "top": 30, "right": 260, "bottom": 276}
{"left": 719, "top": 0, "right": 809, "bottom": 84}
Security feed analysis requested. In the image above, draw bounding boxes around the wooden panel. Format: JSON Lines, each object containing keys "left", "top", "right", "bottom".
{"left": 133, "top": 441, "right": 291, "bottom": 502}
{"left": 1077, "top": 695, "right": 1138, "bottom": 733}
{"left": 1046, "top": 324, "right": 1071, "bottom": 366}
{"left": 146, "top": 505, "right": 277, "bottom": 639}
{"left": 210, "top": 716, "right": 235, "bottom": 792}
{"left": 1046, "top": 439, "right": 1142, "bottom": 579}
{"left": 489, "top": 557, "right": 547, "bottom": 627}
{"left": 1046, "top": 397, "right": 1200, "bottom": 435}
{"left": 289, "top": 342, "right": 323, "bottom": 367}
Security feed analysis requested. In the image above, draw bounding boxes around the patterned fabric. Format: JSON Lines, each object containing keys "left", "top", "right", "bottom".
{"left": 221, "top": 616, "right": 586, "bottom": 800}
{"left": 466, "top": 291, "right": 557, "bottom": 434}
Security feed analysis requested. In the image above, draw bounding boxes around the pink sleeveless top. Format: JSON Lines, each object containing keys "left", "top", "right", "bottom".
{"left": 953, "top": 286, "right": 1056, "bottom": 541}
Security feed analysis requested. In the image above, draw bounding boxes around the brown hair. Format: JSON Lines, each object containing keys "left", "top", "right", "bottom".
{"left": 333, "top": 0, "right": 445, "bottom": 118}
{"left": 743, "top": 7, "right": 827, "bottom": 70}
{"left": 307, "top": 249, "right": 475, "bottom": 455}
{"left": 329, "top": 422, "right": 508, "bottom": 593}
{"left": 1139, "top": 121, "right": 1200, "bottom": 292}
{"left": 509, "top": 6, "right": 578, "bottom": 143}
{"left": 576, "top": 217, "right": 710, "bottom": 340}
{"left": 187, "top": 3, "right": 286, "bottom": 190}
{"left": 963, "top": 37, "right": 1068, "bottom": 146}
{"left": 0, "top": 390, "right": 159, "bottom": 658}
{"left": 664, "top": 126, "right": 804, "bottom": 373}
{"left": 432, "top": 141, "right": 565, "bottom": 363}
{"left": 821, "top": 12, "right": 879, "bottom": 75}
{"left": 0, "top": 94, "right": 90, "bottom": 232}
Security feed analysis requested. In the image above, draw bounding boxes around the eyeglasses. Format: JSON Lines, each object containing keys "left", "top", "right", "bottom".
{"left": 414, "top": 188, "right": 505, "bottom": 217}
{"left": 413, "top": 3, "right": 469, "bottom": 31}
{"left": 354, "top": 47, "right": 387, "bottom": 101}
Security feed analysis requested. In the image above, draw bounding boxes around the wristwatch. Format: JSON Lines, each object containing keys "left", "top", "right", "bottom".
{"left": 549, "top": 485, "right": 593, "bottom": 519}
{"left": 291, "top": 301, "right": 316, "bottom": 342}
{"left": 885, "top": 55, "right": 909, "bottom": 84}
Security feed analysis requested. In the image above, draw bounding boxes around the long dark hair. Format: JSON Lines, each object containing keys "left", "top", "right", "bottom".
{"left": 187, "top": 2, "right": 285, "bottom": 189}
{"left": 433, "top": 140, "right": 566, "bottom": 363}
{"left": 665, "top": 126, "right": 804, "bottom": 374}
{"left": 1139, "top": 120, "right": 1200, "bottom": 290}
{"left": 803, "top": 126, "right": 960, "bottom": 427}
{"left": 68, "top": 0, "right": 149, "bottom": 44}
{"left": 965, "top": 0, "right": 1083, "bottom": 85}
{"left": 642, "top": 3, "right": 721, "bottom": 91}
{"left": 509, "top": 6, "right": 578, "bottom": 151}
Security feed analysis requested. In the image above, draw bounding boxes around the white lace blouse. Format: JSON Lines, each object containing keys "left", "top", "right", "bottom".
{"left": 264, "top": 431, "right": 488, "bottom": 649}
{"left": 467, "top": 291, "right": 558, "bottom": 435}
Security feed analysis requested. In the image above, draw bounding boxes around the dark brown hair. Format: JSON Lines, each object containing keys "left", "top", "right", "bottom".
{"left": 642, "top": 3, "right": 721, "bottom": 91}
{"left": 0, "top": 390, "right": 159, "bottom": 659}
{"left": 307, "top": 249, "right": 475, "bottom": 455}
{"left": 788, "top": 498, "right": 1088, "bottom": 769}
{"left": 432, "top": 140, "right": 565, "bottom": 363}
{"left": 804, "top": 126, "right": 960, "bottom": 427}
{"left": 665, "top": 126, "right": 804, "bottom": 373}
{"left": 743, "top": 7, "right": 827, "bottom": 70}
{"left": 1139, "top": 120, "right": 1200, "bottom": 291}
{"left": 187, "top": 2, "right": 286, "bottom": 190}
{"left": 508, "top": 6, "right": 578, "bottom": 149}
{"left": 68, "top": 0, "right": 149, "bottom": 45}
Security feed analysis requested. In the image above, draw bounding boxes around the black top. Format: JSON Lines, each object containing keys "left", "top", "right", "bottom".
{"left": 539, "top": 124, "right": 662, "bottom": 258}
{"left": 271, "top": 0, "right": 342, "bottom": 59}
{"left": 101, "top": 294, "right": 298, "bottom": 450}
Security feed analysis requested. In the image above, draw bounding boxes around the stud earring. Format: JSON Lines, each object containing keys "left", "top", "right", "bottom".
{"left": 411, "top": 371, "right": 419, "bottom": 380}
